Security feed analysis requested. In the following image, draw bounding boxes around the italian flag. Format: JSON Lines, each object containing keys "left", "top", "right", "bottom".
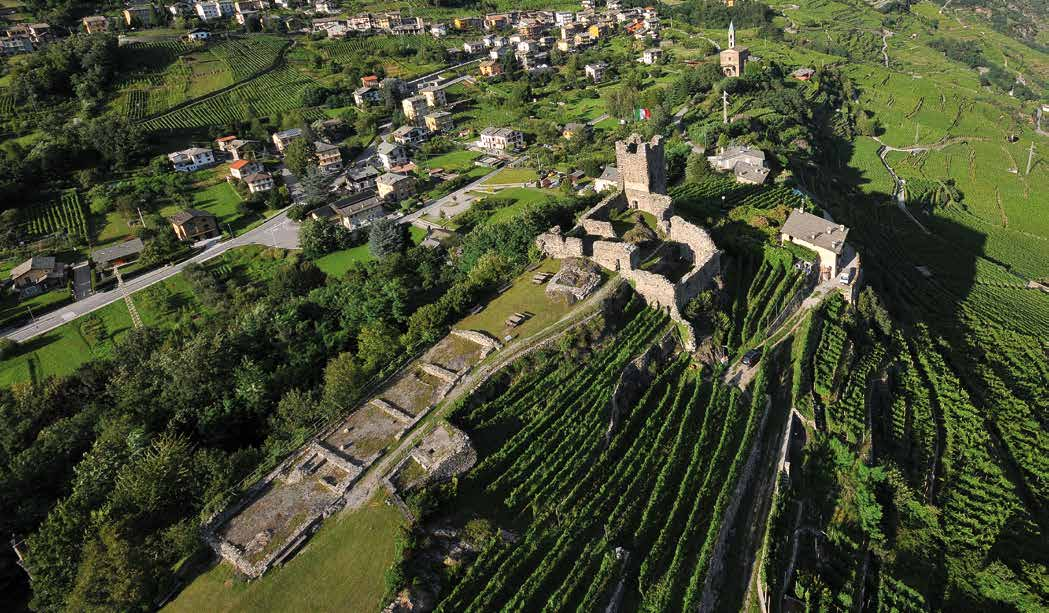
{"left": 636, "top": 108, "right": 651, "bottom": 120}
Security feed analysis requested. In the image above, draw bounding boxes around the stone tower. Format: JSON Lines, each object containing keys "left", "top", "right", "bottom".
{"left": 615, "top": 134, "right": 672, "bottom": 224}
{"left": 719, "top": 21, "right": 749, "bottom": 77}
{"left": 616, "top": 133, "right": 667, "bottom": 197}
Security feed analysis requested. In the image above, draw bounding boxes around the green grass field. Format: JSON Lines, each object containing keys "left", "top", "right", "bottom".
{"left": 0, "top": 275, "right": 196, "bottom": 388}
{"left": 456, "top": 258, "right": 581, "bottom": 340}
{"left": 0, "top": 287, "right": 72, "bottom": 331}
{"left": 483, "top": 187, "right": 558, "bottom": 225}
{"left": 164, "top": 493, "right": 404, "bottom": 613}
{"left": 314, "top": 226, "right": 427, "bottom": 277}
{"left": 480, "top": 168, "right": 538, "bottom": 186}
{"left": 417, "top": 149, "right": 482, "bottom": 171}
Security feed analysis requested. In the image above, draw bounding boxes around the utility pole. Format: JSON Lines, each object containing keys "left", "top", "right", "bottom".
{"left": 722, "top": 90, "right": 729, "bottom": 125}
{"left": 1026, "top": 142, "right": 1036, "bottom": 176}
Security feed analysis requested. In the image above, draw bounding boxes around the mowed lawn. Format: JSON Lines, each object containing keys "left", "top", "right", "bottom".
{"left": 483, "top": 188, "right": 558, "bottom": 225}
{"left": 0, "top": 275, "right": 196, "bottom": 387}
{"left": 481, "top": 167, "right": 538, "bottom": 185}
{"left": 165, "top": 493, "right": 404, "bottom": 613}
{"left": 457, "top": 258, "right": 581, "bottom": 341}
{"left": 417, "top": 149, "right": 481, "bottom": 171}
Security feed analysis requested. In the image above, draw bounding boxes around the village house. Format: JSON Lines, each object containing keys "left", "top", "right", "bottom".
{"left": 271, "top": 128, "right": 303, "bottom": 154}
{"left": 480, "top": 127, "right": 524, "bottom": 151}
{"left": 169, "top": 209, "right": 219, "bottom": 242}
{"left": 243, "top": 172, "right": 275, "bottom": 194}
{"left": 792, "top": 67, "right": 815, "bottom": 81}
{"left": 377, "top": 140, "right": 408, "bottom": 170}
{"left": 588, "top": 22, "right": 612, "bottom": 39}
{"left": 82, "top": 15, "right": 109, "bottom": 33}
{"left": 348, "top": 14, "right": 373, "bottom": 31}
{"left": 360, "top": 74, "right": 380, "bottom": 88}
{"left": 554, "top": 10, "right": 574, "bottom": 25}
{"left": 424, "top": 111, "right": 454, "bottom": 133}
{"left": 341, "top": 165, "right": 381, "bottom": 192}
{"left": 224, "top": 138, "right": 256, "bottom": 160}
{"left": 195, "top": 0, "right": 234, "bottom": 21}
{"left": 593, "top": 165, "right": 622, "bottom": 192}
{"left": 585, "top": 62, "right": 607, "bottom": 82}
{"left": 314, "top": 0, "right": 339, "bottom": 15}
{"left": 419, "top": 85, "right": 446, "bottom": 108}
{"left": 489, "top": 45, "right": 511, "bottom": 60}
{"left": 454, "top": 16, "right": 482, "bottom": 30}
{"left": 186, "top": 27, "right": 210, "bottom": 40}
{"left": 8, "top": 256, "right": 67, "bottom": 297}
{"left": 314, "top": 141, "right": 343, "bottom": 174}
{"left": 484, "top": 13, "right": 511, "bottom": 30}
{"left": 392, "top": 125, "right": 428, "bottom": 147}
{"left": 330, "top": 191, "right": 387, "bottom": 230}
{"left": 168, "top": 147, "right": 216, "bottom": 172}
{"left": 562, "top": 122, "right": 589, "bottom": 140}
{"left": 123, "top": 6, "right": 155, "bottom": 26}
{"left": 376, "top": 172, "right": 416, "bottom": 202}
{"left": 1, "top": 31, "right": 34, "bottom": 55}
{"left": 353, "top": 85, "right": 382, "bottom": 106}
{"left": 707, "top": 145, "right": 770, "bottom": 185}
{"left": 168, "top": 2, "right": 193, "bottom": 16}
{"left": 780, "top": 209, "right": 850, "bottom": 279}
{"left": 479, "top": 59, "right": 503, "bottom": 77}
{"left": 463, "top": 40, "right": 486, "bottom": 54}
{"left": 640, "top": 47, "right": 662, "bottom": 64}
{"left": 401, "top": 95, "right": 429, "bottom": 123}
{"left": 430, "top": 23, "right": 448, "bottom": 37}
{"left": 91, "top": 239, "right": 144, "bottom": 278}
{"left": 215, "top": 135, "right": 238, "bottom": 152}
{"left": 228, "top": 159, "right": 263, "bottom": 179}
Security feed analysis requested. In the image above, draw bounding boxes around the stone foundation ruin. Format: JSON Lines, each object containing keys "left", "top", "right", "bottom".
{"left": 536, "top": 134, "right": 722, "bottom": 350}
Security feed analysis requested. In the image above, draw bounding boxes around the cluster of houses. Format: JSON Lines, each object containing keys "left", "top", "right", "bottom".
{"left": 1, "top": 22, "right": 49, "bottom": 55}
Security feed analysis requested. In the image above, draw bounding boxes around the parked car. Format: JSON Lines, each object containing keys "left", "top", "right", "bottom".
{"left": 742, "top": 348, "right": 762, "bottom": 367}
{"left": 838, "top": 268, "right": 854, "bottom": 285}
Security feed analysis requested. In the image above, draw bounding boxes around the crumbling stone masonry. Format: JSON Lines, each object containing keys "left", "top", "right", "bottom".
{"left": 535, "top": 134, "right": 722, "bottom": 351}
{"left": 617, "top": 134, "right": 673, "bottom": 228}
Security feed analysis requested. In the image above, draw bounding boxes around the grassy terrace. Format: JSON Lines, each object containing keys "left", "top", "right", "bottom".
{"left": 457, "top": 258, "right": 582, "bottom": 341}
{"left": 164, "top": 492, "right": 403, "bottom": 613}
{"left": 315, "top": 226, "right": 426, "bottom": 278}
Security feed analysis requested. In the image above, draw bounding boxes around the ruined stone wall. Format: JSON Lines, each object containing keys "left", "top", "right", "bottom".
{"left": 582, "top": 218, "right": 616, "bottom": 238}
{"left": 592, "top": 240, "right": 639, "bottom": 272}
{"left": 669, "top": 216, "right": 718, "bottom": 262}
{"left": 675, "top": 251, "right": 721, "bottom": 309}
{"left": 626, "top": 268, "right": 680, "bottom": 317}
{"left": 535, "top": 228, "right": 585, "bottom": 259}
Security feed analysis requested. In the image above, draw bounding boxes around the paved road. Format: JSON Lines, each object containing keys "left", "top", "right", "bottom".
{"left": 2, "top": 211, "right": 299, "bottom": 343}
{"left": 398, "top": 161, "right": 516, "bottom": 227}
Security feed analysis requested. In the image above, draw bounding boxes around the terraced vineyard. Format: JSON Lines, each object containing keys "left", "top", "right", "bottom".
{"left": 432, "top": 299, "right": 769, "bottom": 610}
{"left": 140, "top": 66, "right": 317, "bottom": 131}
{"left": 21, "top": 190, "right": 88, "bottom": 240}
{"left": 211, "top": 36, "right": 288, "bottom": 81}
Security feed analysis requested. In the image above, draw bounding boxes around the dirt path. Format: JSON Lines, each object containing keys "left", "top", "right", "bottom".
{"left": 874, "top": 142, "right": 931, "bottom": 234}
{"left": 881, "top": 30, "right": 893, "bottom": 68}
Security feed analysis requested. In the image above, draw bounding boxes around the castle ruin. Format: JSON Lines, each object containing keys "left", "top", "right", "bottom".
{"left": 536, "top": 134, "right": 722, "bottom": 350}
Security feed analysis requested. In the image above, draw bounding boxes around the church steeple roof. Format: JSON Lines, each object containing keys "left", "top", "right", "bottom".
{"left": 728, "top": 20, "right": 735, "bottom": 48}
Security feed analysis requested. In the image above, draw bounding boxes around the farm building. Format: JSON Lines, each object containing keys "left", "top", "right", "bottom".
{"left": 9, "top": 256, "right": 67, "bottom": 297}
{"left": 91, "top": 239, "right": 144, "bottom": 277}
{"left": 780, "top": 209, "right": 850, "bottom": 279}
